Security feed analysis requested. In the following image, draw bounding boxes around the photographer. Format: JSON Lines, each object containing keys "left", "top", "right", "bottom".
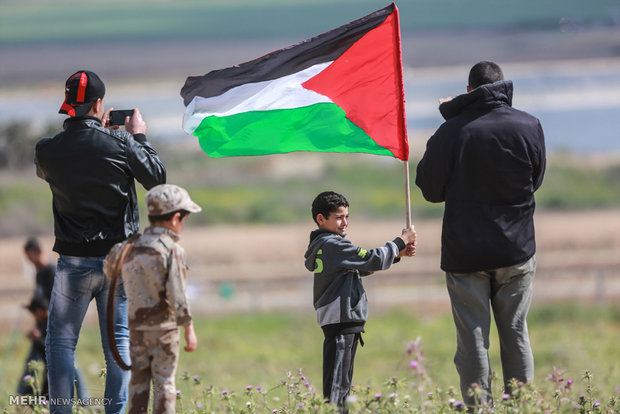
{"left": 35, "top": 70, "right": 167, "bottom": 414}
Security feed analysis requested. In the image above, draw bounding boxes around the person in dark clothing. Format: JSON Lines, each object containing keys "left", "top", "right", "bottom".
{"left": 23, "top": 237, "right": 54, "bottom": 302}
{"left": 35, "top": 70, "right": 167, "bottom": 414}
{"left": 18, "top": 295, "right": 50, "bottom": 398}
{"left": 19, "top": 237, "right": 89, "bottom": 399}
{"left": 415, "top": 61, "right": 546, "bottom": 408}
{"left": 304, "top": 191, "right": 416, "bottom": 412}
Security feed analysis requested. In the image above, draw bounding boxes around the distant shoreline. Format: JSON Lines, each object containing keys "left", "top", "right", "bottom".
{"left": 2, "top": 29, "right": 619, "bottom": 154}
{"left": 1, "top": 27, "right": 618, "bottom": 88}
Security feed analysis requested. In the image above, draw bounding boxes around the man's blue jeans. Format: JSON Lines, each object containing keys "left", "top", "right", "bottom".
{"left": 46, "top": 255, "right": 130, "bottom": 414}
{"left": 446, "top": 256, "right": 536, "bottom": 407}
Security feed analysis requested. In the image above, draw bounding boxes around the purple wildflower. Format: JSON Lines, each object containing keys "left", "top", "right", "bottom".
{"left": 346, "top": 395, "right": 359, "bottom": 403}
{"left": 246, "top": 385, "right": 253, "bottom": 391}
{"left": 374, "top": 393, "right": 382, "bottom": 399}
{"left": 502, "top": 394, "right": 510, "bottom": 400}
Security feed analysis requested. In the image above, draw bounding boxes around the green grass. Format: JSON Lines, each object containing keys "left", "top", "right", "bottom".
{"left": 536, "top": 156, "right": 620, "bottom": 210}
{"left": 1, "top": 303, "right": 618, "bottom": 411}
{"left": 3, "top": 144, "right": 620, "bottom": 237}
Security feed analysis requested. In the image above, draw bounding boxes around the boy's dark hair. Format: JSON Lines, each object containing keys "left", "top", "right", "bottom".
{"left": 148, "top": 209, "right": 190, "bottom": 224}
{"left": 24, "top": 237, "right": 42, "bottom": 253}
{"left": 312, "top": 191, "right": 349, "bottom": 224}
{"left": 468, "top": 61, "right": 504, "bottom": 89}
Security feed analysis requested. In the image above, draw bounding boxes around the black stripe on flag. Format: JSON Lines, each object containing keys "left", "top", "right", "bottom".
{"left": 181, "top": 3, "right": 395, "bottom": 106}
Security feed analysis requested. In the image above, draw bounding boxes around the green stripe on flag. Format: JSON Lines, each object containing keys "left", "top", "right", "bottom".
{"left": 194, "top": 102, "right": 395, "bottom": 158}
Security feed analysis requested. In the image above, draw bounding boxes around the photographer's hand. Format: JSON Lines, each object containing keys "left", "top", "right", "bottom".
{"left": 103, "top": 107, "right": 120, "bottom": 130}
{"left": 125, "top": 108, "right": 147, "bottom": 135}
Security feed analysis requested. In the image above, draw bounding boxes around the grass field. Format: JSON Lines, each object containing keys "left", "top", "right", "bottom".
{"left": 0, "top": 304, "right": 618, "bottom": 412}
{"left": 2, "top": 149, "right": 620, "bottom": 236}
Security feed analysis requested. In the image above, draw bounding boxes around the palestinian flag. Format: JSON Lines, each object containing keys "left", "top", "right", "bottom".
{"left": 181, "top": 3, "right": 409, "bottom": 161}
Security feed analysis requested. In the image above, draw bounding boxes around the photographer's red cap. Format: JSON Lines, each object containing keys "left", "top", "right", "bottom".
{"left": 59, "top": 70, "right": 105, "bottom": 117}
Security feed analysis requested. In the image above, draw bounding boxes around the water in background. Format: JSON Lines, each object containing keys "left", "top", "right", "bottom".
{"left": 1, "top": 59, "right": 619, "bottom": 154}
{"left": 404, "top": 59, "right": 620, "bottom": 154}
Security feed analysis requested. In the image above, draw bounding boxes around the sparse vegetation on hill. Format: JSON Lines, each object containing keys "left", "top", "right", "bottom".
{"left": 1, "top": 120, "right": 620, "bottom": 237}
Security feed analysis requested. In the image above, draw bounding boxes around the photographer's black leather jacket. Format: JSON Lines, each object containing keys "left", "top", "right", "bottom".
{"left": 35, "top": 116, "right": 167, "bottom": 257}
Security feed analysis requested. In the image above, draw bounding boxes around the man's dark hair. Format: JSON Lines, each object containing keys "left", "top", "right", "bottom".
{"left": 468, "top": 61, "right": 504, "bottom": 89}
{"left": 148, "top": 209, "right": 190, "bottom": 224}
{"left": 312, "top": 191, "right": 349, "bottom": 224}
{"left": 24, "top": 237, "right": 42, "bottom": 253}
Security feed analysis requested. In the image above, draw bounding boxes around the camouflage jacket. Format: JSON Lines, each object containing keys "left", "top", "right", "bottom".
{"left": 104, "top": 226, "right": 192, "bottom": 330}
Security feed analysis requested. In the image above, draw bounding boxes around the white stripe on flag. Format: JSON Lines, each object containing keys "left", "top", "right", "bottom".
{"left": 183, "top": 62, "right": 333, "bottom": 133}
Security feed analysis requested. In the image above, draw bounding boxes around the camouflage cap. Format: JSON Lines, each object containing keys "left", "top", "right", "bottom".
{"left": 146, "top": 184, "right": 202, "bottom": 216}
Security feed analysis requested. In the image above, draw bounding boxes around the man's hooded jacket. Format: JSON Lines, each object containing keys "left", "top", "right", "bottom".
{"left": 416, "top": 80, "right": 546, "bottom": 273}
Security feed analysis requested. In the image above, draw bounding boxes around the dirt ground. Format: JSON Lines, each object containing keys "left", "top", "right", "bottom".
{"left": 0, "top": 208, "right": 618, "bottom": 331}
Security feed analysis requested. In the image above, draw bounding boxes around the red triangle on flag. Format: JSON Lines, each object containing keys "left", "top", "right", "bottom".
{"left": 302, "top": 9, "right": 408, "bottom": 161}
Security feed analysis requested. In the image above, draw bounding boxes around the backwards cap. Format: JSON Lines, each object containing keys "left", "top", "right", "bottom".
{"left": 59, "top": 70, "right": 105, "bottom": 117}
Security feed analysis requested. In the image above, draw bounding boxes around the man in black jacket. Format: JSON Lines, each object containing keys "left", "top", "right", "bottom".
{"left": 35, "top": 70, "right": 167, "bottom": 414}
{"left": 416, "top": 61, "right": 546, "bottom": 408}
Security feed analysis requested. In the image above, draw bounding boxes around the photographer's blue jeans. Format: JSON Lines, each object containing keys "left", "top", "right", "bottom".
{"left": 17, "top": 343, "right": 90, "bottom": 399}
{"left": 46, "top": 255, "right": 130, "bottom": 414}
{"left": 446, "top": 256, "right": 536, "bottom": 408}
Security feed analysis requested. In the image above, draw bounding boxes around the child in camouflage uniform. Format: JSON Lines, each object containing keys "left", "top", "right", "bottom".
{"left": 104, "top": 184, "right": 201, "bottom": 414}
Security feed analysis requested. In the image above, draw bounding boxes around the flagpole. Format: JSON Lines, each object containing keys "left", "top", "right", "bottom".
{"left": 393, "top": 3, "right": 411, "bottom": 229}
{"left": 404, "top": 160, "right": 412, "bottom": 227}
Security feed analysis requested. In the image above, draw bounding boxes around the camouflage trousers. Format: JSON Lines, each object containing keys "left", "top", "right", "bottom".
{"left": 128, "top": 328, "right": 180, "bottom": 414}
